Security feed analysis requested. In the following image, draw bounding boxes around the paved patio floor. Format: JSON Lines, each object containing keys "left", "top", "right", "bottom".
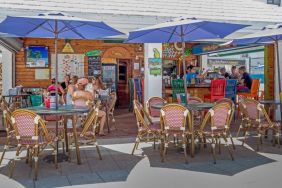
{"left": 0, "top": 135, "right": 282, "bottom": 188}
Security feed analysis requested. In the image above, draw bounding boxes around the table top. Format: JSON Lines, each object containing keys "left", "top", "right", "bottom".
{"left": 259, "top": 100, "right": 282, "bottom": 105}
{"left": 151, "top": 102, "right": 215, "bottom": 111}
{"left": 26, "top": 105, "right": 89, "bottom": 115}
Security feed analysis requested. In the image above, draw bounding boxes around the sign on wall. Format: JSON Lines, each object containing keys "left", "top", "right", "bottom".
{"left": 35, "top": 69, "right": 50, "bottom": 80}
{"left": 148, "top": 58, "right": 162, "bottom": 75}
{"left": 88, "top": 56, "right": 101, "bottom": 77}
{"left": 26, "top": 46, "right": 49, "bottom": 68}
{"left": 51, "top": 54, "right": 84, "bottom": 82}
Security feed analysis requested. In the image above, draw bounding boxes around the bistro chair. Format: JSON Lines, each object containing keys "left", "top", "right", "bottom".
{"left": 237, "top": 79, "right": 260, "bottom": 100}
{"left": 68, "top": 105, "right": 102, "bottom": 162}
{"left": 9, "top": 109, "right": 57, "bottom": 180}
{"left": 215, "top": 98, "right": 236, "bottom": 149}
{"left": 176, "top": 93, "right": 190, "bottom": 104}
{"left": 225, "top": 79, "right": 237, "bottom": 102}
{"left": 204, "top": 79, "right": 226, "bottom": 102}
{"left": 237, "top": 98, "right": 280, "bottom": 150}
{"left": 196, "top": 102, "right": 234, "bottom": 164}
{"left": 132, "top": 100, "right": 161, "bottom": 155}
{"left": 146, "top": 96, "right": 167, "bottom": 122}
{"left": 160, "top": 104, "right": 193, "bottom": 163}
{"left": 0, "top": 101, "right": 16, "bottom": 165}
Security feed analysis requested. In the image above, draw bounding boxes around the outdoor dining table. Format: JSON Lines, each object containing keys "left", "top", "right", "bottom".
{"left": 150, "top": 102, "right": 215, "bottom": 111}
{"left": 151, "top": 102, "right": 215, "bottom": 157}
{"left": 26, "top": 105, "right": 89, "bottom": 165}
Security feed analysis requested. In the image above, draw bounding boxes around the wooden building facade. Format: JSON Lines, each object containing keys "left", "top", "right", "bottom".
{"left": 15, "top": 38, "right": 144, "bottom": 107}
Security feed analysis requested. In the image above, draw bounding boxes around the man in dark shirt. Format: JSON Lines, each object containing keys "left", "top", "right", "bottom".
{"left": 239, "top": 66, "right": 252, "bottom": 90}
{"left": 219, "top": 67, "right": 231, "bottom": 79}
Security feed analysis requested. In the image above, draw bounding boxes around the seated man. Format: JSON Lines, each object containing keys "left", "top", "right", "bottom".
{"left": 219, "top": 67, "right": 231, "bottom": 79}
{"left": 72, "top": 78, "right": 107, "bottom": 136}
{"left": 237, "top": 66, "right": 252, "bottom": 92}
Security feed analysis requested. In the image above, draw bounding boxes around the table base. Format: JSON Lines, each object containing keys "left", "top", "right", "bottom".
{"left": 43, "top": 153, "right": 69, "bottom": 163}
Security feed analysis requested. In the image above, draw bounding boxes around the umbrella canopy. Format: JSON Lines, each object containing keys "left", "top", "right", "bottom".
{"left": 126, "top": 17, "right": 248, "bottom": 104}
{"left": 0, "top": 12, "right": 123, "bottom": 109}
{"left": 126, "top": 17, "right": 248, "bottom": 43}
{"left": 232, "top": 24, "right": 282, "bottom": 45}
{"left": 0, "top": 12, "right": 124, "bottom": 39}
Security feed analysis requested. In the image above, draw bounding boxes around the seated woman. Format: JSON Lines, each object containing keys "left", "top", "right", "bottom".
{"left": 92, "top": 76, "right": 105, "bottom": 95}
{"left": 47, "top": 78, "right": 65, "bottom": 104}
{"left": 66, "top": 75, "right": 78, "bottom": 105}
{"left": 72, "top": 78, "right": 107, "bottom": 136}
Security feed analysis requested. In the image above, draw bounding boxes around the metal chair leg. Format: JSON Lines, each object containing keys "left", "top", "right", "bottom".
{"left": 9, "top": 146, "right": 21, "bottom": 178}
{"left": 211, "top": 138, "right": 216, "bottom": 164}
{"left": 223, "top": 135, "right": 234, "bottom": 161}
{"left": 0, "top": 145, "right": 8, "bottom": 165}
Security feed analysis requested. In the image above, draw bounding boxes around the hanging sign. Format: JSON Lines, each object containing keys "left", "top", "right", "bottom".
{"left": 85, "top": 50, "right": 102, "bottom": 57}
{"left": 62, "top": 42, "right": 74, "bottom": 53}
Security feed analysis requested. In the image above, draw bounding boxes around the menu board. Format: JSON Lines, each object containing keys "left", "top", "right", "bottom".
{"left": 88, "top": 56, "right": 101, "bottom": 77}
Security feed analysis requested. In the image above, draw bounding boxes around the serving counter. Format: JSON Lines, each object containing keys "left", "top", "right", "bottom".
{"left": 165, "top": 84, "right": 211, "bottom": 102}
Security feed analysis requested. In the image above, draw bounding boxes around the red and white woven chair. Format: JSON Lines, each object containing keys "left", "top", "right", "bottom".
{"left": 132, "top": 100, "right": 162, "bottom": 155}
{"left": 146, "top": 97, "right": 166, "bottom": 122}
{"left": 0, "top": 99, "right": 16, "bottom": 165}
{"left": 68, "top": 104, "right": 102, "bottom": 162}
{"left": 10, "top": 109, "right": 57, "bottom": 180}
{"left": 160, "top": 104, "right": 193, "bottom": 163}
{"left": 237, "top": 98, "right": 280, "bottom": 150}
{"left": 215, "top": 98, "right": 236, "bottom": 149}
{"left": 196, "top": 102, "right": 234, "bottom": 164}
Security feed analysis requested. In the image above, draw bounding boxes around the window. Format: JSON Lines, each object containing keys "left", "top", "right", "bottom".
{"left": 267, "top": 0, "right": 281, "bottom": 6}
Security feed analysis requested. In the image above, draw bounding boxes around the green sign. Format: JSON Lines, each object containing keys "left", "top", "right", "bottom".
{"left": 85, "top": 50, "right": 102, "bottom": 57}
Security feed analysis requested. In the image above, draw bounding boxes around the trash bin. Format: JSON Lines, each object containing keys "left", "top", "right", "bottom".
{"left": 30, "top": 95, "right": 43, "bottom": 106}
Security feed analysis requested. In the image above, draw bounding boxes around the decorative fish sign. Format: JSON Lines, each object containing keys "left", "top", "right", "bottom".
{"left": 153, "top": 48, "right": 160, "bottom": 58}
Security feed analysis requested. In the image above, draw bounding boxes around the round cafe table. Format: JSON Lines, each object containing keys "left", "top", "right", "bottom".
{"left": 151, "top": 102, "right": 215, "bottom": 157}
{"left": 26, "top": 105, "right": 89, "bottom": 164}
{"left": 150, "top": 102, "right": 215, "bottom": 111}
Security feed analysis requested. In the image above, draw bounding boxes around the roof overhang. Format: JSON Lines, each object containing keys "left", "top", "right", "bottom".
{"left": 0, "top": 36, "right": 22, "bottom": 52}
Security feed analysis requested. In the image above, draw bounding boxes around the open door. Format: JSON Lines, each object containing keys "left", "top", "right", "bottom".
{"left": 117, "top": 59, "right": 132, "bottom": 108}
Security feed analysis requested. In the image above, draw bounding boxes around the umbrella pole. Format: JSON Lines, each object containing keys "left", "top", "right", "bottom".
{"left": 54, "top": 20, "right": 59, "bottom": 110}
{"left": 181, "top": 26, "right": 188, "bottom": 105}
{"left": 275, "top": 41, "right": 282, "bottom": 129}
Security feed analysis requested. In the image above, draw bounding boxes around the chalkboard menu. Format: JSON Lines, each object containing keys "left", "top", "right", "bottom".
{"left": 88, "top": 56, "right": 101, "bottom": 77}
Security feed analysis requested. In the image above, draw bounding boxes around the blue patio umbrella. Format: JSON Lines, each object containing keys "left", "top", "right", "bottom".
{"left": 232, "top": 24, "right": 282, "bottom": 123}
{"left": 0, "top": 12, "right": 124, "bottom": 108}
{"left": 126, "top": 17, "right": 248, "bottom": 103}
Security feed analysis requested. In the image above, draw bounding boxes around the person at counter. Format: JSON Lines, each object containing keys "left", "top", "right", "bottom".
{"left": 186, "top": 65, "right": 198, "bottom": 84}
{"left": 219, "top": 67, "right": 231, "bottom": 79}
{"left": 237, "top": 66, "right": 252, "bottom": 92}
{"left": 230, "top": 66, "right": 240, "bottom": 79}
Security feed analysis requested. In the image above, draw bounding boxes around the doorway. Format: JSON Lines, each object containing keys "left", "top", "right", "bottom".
{"left": 117, "top": 59, "right": 131, "bottom": 108}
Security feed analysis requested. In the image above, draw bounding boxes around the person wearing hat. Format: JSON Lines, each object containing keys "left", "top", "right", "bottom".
{"left": 72, "top": 77, "right": 107, "bottom": 136}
